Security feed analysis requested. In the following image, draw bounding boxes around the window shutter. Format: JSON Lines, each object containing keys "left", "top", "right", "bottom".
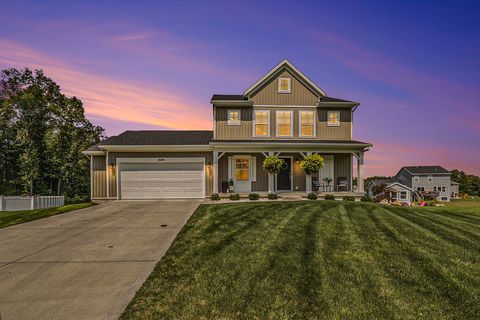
{"left": 250, "top": 156, "right": 256, "bottom": 181}
{"left": 228, "top": 156, "right": 233, "bottom": 180}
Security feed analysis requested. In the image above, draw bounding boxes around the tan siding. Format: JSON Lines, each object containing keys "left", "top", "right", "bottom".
{"left": 106, "top": 152, "right": 213, "bottom": 198}
{"left": 250, "top": 70, "right": 318, "bottom": 106}
{"left": 215, "top": 107, "right": 252, "bottom": 140}
{"left": 317, "top": 122, "right": 352, "bottom": 140}
{"left": 92, "top": 156, "right": 106, "bottom": 199}
{"left": 334, "top": 154, "right": 352, "bottom": 191}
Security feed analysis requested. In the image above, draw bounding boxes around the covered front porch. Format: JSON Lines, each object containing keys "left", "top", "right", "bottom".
{"left": 211, "top": 141, "right": 369, "bottom": 195}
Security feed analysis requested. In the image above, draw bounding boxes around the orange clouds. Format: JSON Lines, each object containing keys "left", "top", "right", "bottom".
{"left": 0, "top": 39, "right": 212, "bottom": 131}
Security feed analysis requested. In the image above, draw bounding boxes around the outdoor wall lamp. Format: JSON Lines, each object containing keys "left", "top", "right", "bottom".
{"left": 295, "top": 158, "right": 299, "bottom": 164}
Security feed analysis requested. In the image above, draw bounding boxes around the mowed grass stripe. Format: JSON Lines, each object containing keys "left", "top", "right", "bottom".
{"left": 121, "top": 202, "right": 480, "bottom": 320}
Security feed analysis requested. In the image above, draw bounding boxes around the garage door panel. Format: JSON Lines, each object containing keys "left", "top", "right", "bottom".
{"left": 120, "top": 162, "right": 204, "bottom": 199}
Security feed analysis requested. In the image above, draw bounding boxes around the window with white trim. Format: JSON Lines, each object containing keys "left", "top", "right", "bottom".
{"left": 417, "top": 186, "right": 425, "bottom": 192}
{"left": 254, "top": 110, "right": 269, "bottom": 137}
{"left": 235, "top": 157, "right": 249, "bottom": 181}
{"left": 276, "top": 110, "right": 293, "bottom": 137}
{"left": 299, "top": 111, "right": 315, "bottom": 137}
{"left": 414, "top": 176, "right": 420, "bottom": 182}
{"left": 278, "top": 77, "right": 291, "bottom": 93}
{"left": 428, "top": 175, "right": 433, "bottom": 181}
{"left": 227, "top": 110, "right": 241, "bottom": 125}
{"left": 327, "top": 111, "right": 340, "bottom": 126}
{"left": 399, "top": 191, "right": 408, "bottom": 200}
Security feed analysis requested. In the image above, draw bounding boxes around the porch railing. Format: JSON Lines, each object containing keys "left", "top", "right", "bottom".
{"left": 0, "top": 196, "right": 65, "bottom": 211}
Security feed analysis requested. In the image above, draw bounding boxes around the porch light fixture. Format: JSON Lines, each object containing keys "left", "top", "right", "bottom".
{"left": 295, "top": 158, "right": 299, "bottom": 164}
{"left": 207, "top": 161, "right": 212, "bottom": 175}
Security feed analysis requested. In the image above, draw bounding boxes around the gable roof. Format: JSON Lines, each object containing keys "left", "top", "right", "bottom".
{"left": 401, "top": 166, "right": 451, "bottom": 175}
{"left": 98, "top": 130, "right": 213, "bottom": 146}
{"left": 243, "top": 59, "right": 327, "bottom": 97}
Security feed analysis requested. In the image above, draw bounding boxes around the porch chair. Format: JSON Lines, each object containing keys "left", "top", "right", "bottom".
{"left": 312, "top": 177, "right": 321, "bottom": 193}
{"left": 337, "top": 177, "right": 348, "bottom": 191}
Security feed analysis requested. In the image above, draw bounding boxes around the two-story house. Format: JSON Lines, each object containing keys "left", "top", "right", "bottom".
{"left": 395, "top": 166, "right": 453, "bottom": 201}
{"left": 83, "top": 60, "right": 372, "bottom": 200}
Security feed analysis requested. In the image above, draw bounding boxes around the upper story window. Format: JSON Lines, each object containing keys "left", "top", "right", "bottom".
{"left": 299, "top": 111, "right": 316, "bottom": 137}
{"left": 278, "top": 77, "right": 291, "bottom": 93}
{"left": 254, "top": 110, "right": 269, "bottom": 137}
{"left": 227, "top": 110, "right": 241, "bottom": 125}
{"left": 428, "top": 175, "right": 433, "bottom": 181}
{"left": 276, "top": 110, "right": 293, "bottom": 137}
{"left": 327, "top": 111, "right": 340, "bottom": 126}
{"left": 414, "top": 176, "right": 420, "bottom": 182}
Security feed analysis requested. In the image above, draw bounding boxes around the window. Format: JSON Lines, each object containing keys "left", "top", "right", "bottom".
{"left": 441, "top": 197, "right": 448, "bottom": 201}
{"left": 276, "top": 110, "right": 293, "bottom": 137}
{"left": 235, "top": 157, "right": 249, "bottom": 181}
{"left": 442, "top": 186, "right": 446, "bottom": 192}
{"left": 327, "top": 111, "right": 340, "bottom": 126}
{"left": 278, "top": 77, "right": 291, "bottom": 93}
{"left": 417, "top": 186, "right": 425, "bottom": 192}
{"left": 414, "top": 176, "right": 420, "bottom": 182}
{"left": 399, "top": 191, "right": 408, "bottom": 200}
{"left": 254, "top": 110, "right": 269, "bottom": 137}
{"left": 299, "top": 111, "right": 316, "bottom": 137}
{"left": 433, "top": 186, "right": 437, "bottom": 192}
{"left": 428, "top": 175, "right": 433, "bottom": 181}
{"left": 227, "top": 110, "right": 241, "bottom": 125}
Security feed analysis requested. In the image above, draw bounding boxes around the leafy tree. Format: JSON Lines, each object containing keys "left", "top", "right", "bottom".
{"left": 450, "top": 169, "right": 480, "bottom": 196}
{"left": 300, "top": 154, "right": 324, "bottom": 174}
{"left": 0, "top": 68, "right": 104, "bottom": 201}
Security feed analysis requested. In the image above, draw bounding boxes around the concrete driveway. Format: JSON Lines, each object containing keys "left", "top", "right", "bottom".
{"left": 0, "top": 200, "right": 201, "bottom": 320}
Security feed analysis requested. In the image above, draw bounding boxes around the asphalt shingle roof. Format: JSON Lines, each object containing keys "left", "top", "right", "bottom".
{"left": 211, "top": 94, "right": 248, "bottom": 101}
{"left": 402, "top": 166, "right": 450, "bottom": 175}
{"left": 319, "top": 96, "right": 356, "bottom": 103}
{"left": 99, "top": 130, "right": 214, "bottom": 146}
{"left": 85, "top": 144, "right": 103, "bottom": 152}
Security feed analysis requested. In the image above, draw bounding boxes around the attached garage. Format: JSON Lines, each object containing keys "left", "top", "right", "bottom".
{"left": 117, "top": 158, "right": 205, "bottom": 199}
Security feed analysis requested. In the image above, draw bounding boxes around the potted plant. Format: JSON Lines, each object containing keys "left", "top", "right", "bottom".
{"left": 228, "top": 178, "right": 234, "bottom": 193}
{"left": 221, "top": 180, "right": 229, "bottom": 193}
{"left": 262, "top": 156, "right": 286, "bottom": 193}
{"left": 323, "top": 177, "right": 333, "bottom": 192}
{"left": 300, "top": 154, "right": 324, "bottom": 192}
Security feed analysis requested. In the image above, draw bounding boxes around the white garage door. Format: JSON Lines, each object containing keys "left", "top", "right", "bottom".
{"left": 120, "top": 161, "right": 204, "bottom": 199}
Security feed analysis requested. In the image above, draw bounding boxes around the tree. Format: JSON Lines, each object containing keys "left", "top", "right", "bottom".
{"left": 0, "top": 68, "right": 104, "bottom": 201}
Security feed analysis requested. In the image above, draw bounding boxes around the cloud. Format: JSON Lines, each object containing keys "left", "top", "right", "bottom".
{"left": 0, "top": 39, "right": 212, "bottom": 132}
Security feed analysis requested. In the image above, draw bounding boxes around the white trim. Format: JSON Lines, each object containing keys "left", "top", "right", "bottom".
{"left": 276, "top": 156, "right": 293, "bottom": 192}
{"left": 227, "top": 109, "right": 241, "bottom": 126}
{"left": 275, "top": 110, "right": 293, "bottom": 138}
{"left": 253, "top": 109, "right": 270, "bottom": 138}
{"left": 213, "top": 108, "right": 217, "bottom": 139}
{"left": 428, "top": 175, "right": 433, "bottom": 181}
{"left": 116, "top": 157, "right": 206, "bottom": 200}
{"left": 89, "top": 155, "right": 93, "bottom": 201}
{"left": 83, "top": 150, "right": 105, "bottom": 156}
{"left": 254, "top": 104, "right": 316, "bottom": 108}
{"left": 277, "top": 77, "right": 291, "bottom": 93}
{"left": 327, "top": 111, "right": 341, "bottom": 127}
{"left": 98, "top": 145, "right": 212, "bottom": 152}
{"left": 243, "top": 59, "right": 327, "bottom": 96}
{"left": 106, "top": 151, "right": 109, "bottom": 199}
{"left": 298, "top": 110, "right": 316, "bottom": 138}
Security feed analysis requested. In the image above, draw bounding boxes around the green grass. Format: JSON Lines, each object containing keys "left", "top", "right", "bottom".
{"left": 122, "top": 201, "right": 480, "bottom": 320}
{"left": 0, "top": 202, "right": 96, "bottom": 228}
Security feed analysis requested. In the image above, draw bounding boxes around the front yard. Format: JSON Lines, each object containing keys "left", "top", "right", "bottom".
{"left": 0, "top": 202, "right": 96, "bottom": 228}
{"left": 121, "top": 201, "right": 480, "bottom": 319}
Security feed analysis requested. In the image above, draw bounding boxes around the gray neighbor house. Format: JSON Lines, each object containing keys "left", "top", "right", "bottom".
{"left": 368, "top": 165, "right": 458, "bottom": 203}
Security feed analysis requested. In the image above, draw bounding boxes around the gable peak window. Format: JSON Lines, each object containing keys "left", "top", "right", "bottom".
{"left": 227, "top": 110, "right": 241, "bottom": 125}
{"left": 276, "top": 110, "right": 293, "bottom": 137}
{"left": 299, "top": 111, "right": 316, "bottom": 137}
{"left": 278, "top": 77, "right": 291, "bottom": 93}
{"left": 327, "top": 111, "right": 340, "bottom": 126}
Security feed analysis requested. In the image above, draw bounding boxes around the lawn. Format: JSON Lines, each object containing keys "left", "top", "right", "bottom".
{"left": 0, "top": 202, "right": 96, "bottom": 228}
{"left": 122, "top": 201, "right": 480, "bottom": 320}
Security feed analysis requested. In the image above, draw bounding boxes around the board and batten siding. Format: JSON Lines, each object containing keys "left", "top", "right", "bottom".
{"left": 92, "top": 155, "right": 107, "bottom": 199}
{"left": 215, "top": 107, "right": 252, "bottom": 140}
{"left": 250, "top": 70, "right": 318, "bottom": 106}
{"left": 106, "top": 152, "right": 213, "bottom": 198}
{"left": 217, "top": 153, "right": 269, "bottom": 192}
{"left": 334, "top": 154, "right": 352, "bottom": 191}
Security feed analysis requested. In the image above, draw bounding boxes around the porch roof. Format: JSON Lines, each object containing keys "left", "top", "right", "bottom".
{"left": 210, "top": 139, "right": 372, "bottom": 152}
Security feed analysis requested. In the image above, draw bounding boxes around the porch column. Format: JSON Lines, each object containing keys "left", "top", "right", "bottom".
{"left": 357, "top": 151, "right": 365, "bottom": 193}
{"left": 268, "top": 151, "right": 274, "bottom": 193}
{"left": 305, "top": 152, "right": 312, "bottom": 193}
{"left": 213, "top": 151, "right": 219, "bottom": 194}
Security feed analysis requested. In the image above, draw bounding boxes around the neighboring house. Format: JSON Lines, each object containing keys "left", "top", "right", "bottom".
{"left": 450, "top": 181, "right": 460, "bottom": 199}
{"left": 395, "top": 166, "right": 453, "bottom": 201}
{"left": 83, "top": 59, "right": 372, "bottom": 200}
{"left": 367, "top": 178, "right": 413, "bottom": 205}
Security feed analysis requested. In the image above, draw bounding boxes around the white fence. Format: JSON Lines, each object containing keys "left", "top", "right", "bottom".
{"left": 0, "top": 196, "right": 65, "bottom": 211}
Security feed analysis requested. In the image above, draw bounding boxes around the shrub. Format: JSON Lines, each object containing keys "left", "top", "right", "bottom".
{"left": 262, "top": 156, "right": 286, "bottom": 174}
{"left": 307, "top": 192, "right": 318, "bottom": 200}
{"left": 324, "top": 194, "right": 335, "bottom": 200}
{"left": 300, "top": 154, "right": 324, "bottom": 175}
{"left": 361, "top": 196, "right": 373, "bottom": 202}
{"left": 267, "top": 193, "right": 278, "bottom": 200}
{"left": 248, "top": 193, "right": 260, "bottom": 200}
{"left": 229, "top": 194, "right": 240, "bottom": 201}
{"left": 343, "top": 196, "right": 355, "bottom": 201}
{"left": 210, "top": 193, "right": 221, "bottom": 201}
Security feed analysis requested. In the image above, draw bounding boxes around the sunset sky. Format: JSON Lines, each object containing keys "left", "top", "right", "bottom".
{"left": 1, "top": 0, "right": 479, "bottom": 176}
